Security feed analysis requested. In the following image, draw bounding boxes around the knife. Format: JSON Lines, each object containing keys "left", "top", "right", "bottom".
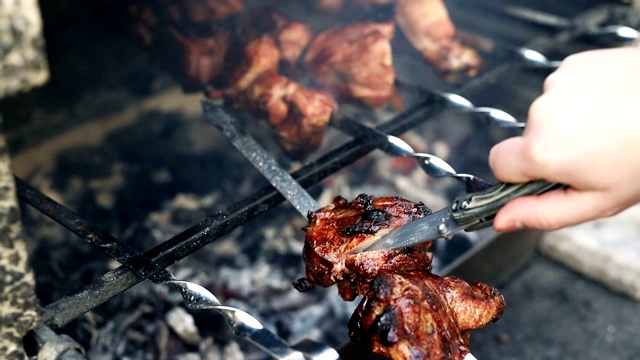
{"left": 203, "top": 101, "right": 484, "bottom": 360}
{"left": 359, "top": 180, "right": 561, "bottom": 252}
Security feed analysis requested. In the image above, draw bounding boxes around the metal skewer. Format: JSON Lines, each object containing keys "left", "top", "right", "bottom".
{"left": 504, "top": 5, "right": 640, "bottom": 42}
{"left": 515, "top": 48, "right": 562, "bottom": 69}
{"left": 203, "top": 101, "right": 481, "bottom": 360}
{"left": 15, "top": 176, "right": 333, "bottom": 360}
{"left": 331, "top": 115, "right": 492, "bottom": 192}
{"left": 430, "top": 91, "right": 526, "bottom": 128}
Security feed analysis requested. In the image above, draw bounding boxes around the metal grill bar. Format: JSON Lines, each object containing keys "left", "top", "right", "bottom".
{"left": 19, "top": 3, "right": 620, "bottom": 331}
{"left": 203, "top": 101, "right": 320, "bottom": 217}
{"left": 24, "top": 96, "right": 445, "bottom": 328}
{"left": 16, "top": 177, "right": 175, "bottom": 284}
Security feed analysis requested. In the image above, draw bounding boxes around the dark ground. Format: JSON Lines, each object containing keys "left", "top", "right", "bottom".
{"left": 471, "top": 252, "right": 640, "bottom": 360}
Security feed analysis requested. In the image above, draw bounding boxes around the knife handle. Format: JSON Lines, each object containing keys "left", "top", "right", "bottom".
{"left": 451, "top": 180, "right": 560, "bottom": 230}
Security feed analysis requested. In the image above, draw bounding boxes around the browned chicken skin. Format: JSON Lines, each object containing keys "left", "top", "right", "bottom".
{"left": 213, "top": 34, "right": 337, "bottom": 159}
{"left": 304, "top": 22, "right": 396, "bottom": 107}
{"left": 131, "top": 0, "right": 483, "bottom": 159}
{"left": 314, "top": 0, "right": 482, "bottom": 77}
{"left": 294, "top": 194, "right": 506, "bottom": 360}
{"left": 161, "top": 26, "right": 231, "bottom": 91}
{"left": 296, "top": 194, "right": 433, "bottom": 300}
{"left": 394, "top": 0, "right": 482, "bottom": 76}
{"left": 350, "top": 272, "right": 505, "bottom": 360}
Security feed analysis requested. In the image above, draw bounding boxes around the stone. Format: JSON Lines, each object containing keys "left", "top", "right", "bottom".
{"left": 540, "top": 204, "right": 640, "bottom": 301}
{"left": 0, "top": 116, "right": 41, "bottom": 359}
{"left": 0, "top": 0, "right": 49, "bottom": 98}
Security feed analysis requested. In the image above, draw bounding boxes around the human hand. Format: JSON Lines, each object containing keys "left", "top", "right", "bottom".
{"left": 488, "top": 47, "right": 640, "bottom": 232}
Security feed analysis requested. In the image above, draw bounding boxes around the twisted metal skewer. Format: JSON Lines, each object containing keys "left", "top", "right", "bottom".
{"left": 15, "top": 177, "right": 338, "bottom": 360}
{"left": 515, "top": 48, "right": 563, "bottom": 69}
{"left": 431, "top": 91, "right": 526, "bottom": 129}
{"left": 334, "top": 117, "right": 492, "bottom": 192}
{"left": 515, "top": 24, "right": 640, "bottom": 68}
{"left": 583, "top": 24, "right": 640, "bottom": 41}
{"left": 503, "top": 5, "right": 640, "bottom": 42}
{"left": 167, "top": 280, "right": 322, "bottom": 360}
{"left": 385, "top": 132, "right": 492, "bottom": 193}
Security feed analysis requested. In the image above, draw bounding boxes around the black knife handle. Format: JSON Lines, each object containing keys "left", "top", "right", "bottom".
{"left": 451, "top": 180, "right": 560, "bottom": 230}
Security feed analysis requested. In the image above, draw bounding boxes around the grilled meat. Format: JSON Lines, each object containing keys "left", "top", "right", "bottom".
{"left": 309, "top": 0, "right": 482, "bottom": 77}
{"left": 231, "top": 10, "right": 314, "bottom": 67}
{"left": 394, "top": 0, "right": 482, "bottom": 77}
{"left": 304, "top": 22, "right": 396, "bottom": 107}
{"left": 206, "top": 33, "right": 337, "bottom": 159}
{"left": 350, "top": 272, "right": 505, "bottom": 359}
{"left": 272, "top": 86, "right": 337, "bottom": 159}
{"left": 223, "top": 35, "right": 282, "bottom": 96}
{"left": 276, "top": 21, "right": 314, "bottom": 67}
{"left": 130, "top": 0, "right": 483, "bottom": 159}
{"left": 294, "top": 194, "right": 506, "bottom": 360}
{"left": 295, "top": 194, "right": 433, "bottom": 300}
{"left": 159, "top": 27, "right": 231, "bottom": 91}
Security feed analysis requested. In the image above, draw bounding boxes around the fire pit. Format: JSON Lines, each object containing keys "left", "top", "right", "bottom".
{"left": 3, "top": 0, "right": 639, "bottom": 359}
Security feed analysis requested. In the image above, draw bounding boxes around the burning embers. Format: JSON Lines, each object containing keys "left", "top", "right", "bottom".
{"left": 129, "top": 0, "right": 482, "bottom": 159}
{"left": 294, "top": 194, "right": 505, "bottom": 360}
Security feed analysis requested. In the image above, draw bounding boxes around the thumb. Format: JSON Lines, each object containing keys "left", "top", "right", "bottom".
{"left": 492, "top": 187, "right": 609, "bottom": 232}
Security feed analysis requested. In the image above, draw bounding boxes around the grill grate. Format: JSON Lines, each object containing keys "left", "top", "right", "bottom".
{"left": 14, "top": 3, "right": 639, "bottom": 359}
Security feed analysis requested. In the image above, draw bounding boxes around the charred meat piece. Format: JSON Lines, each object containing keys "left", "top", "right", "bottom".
{"left": 223, "top": 35, "right": 282, "bottom": 96}
{"left": 273, "top": 86, "right": 337, "bottom": 159}
{"left": 276, "top": 21, "right": 314, "bottom": 67}
{"left": 349, "top": 272, "right": 505, "bottom": 360}
{"left": 295, "top": 194, "right": 433, "bottom": 300}
{"left": 226, "top": 70, "right": 337, "bottom": 159}
{"left": 304, "top": 22, "right": 396, "bottom": 107}
{"left": 205, "top": 34, "right": 337, "bottom": 159}
{"left": 232, "top": 70, "right": 300, "bottom": 127}
{"left": 161, "top": 26, "right": 231, "bottom": 91}
{"left": 294, "top": 194, "right": 506, "bottom": 359}
{"left": 394, "top": 0, "right": 482, "bottom": 77}
{"left": 231, "top": 10, "right": 314, "bottom": 67}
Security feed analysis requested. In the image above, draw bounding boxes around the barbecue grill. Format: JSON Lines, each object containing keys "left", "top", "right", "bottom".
{"left": 4, "top": 1, "right": 640, "bottom": 359}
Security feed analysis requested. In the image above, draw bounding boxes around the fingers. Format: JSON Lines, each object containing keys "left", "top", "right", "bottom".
{"left": 492, "top": 188, "right": 615, "bottom": 232}
{"left": 488, "top": 136, "right": 553, "bottom": 184}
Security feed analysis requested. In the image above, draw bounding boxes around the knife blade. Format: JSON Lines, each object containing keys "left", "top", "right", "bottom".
{"left": 203, "top": 102, "right": 488, "bottom": 359}
{"left": 359, "top": 180, "right": 560, "bottom": 252}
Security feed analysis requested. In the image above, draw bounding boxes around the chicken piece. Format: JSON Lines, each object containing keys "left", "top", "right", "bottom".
{"left": 204, "top": 29, "right": 336, "bottom": 160}
{"left": 162, "top": 26, "right": 231, "bottom": 91}
{"left": 294, "top": 193, "right": 506, "bottom": 360}
{"left": 394, "top": 0, "right": 482, "bottom": 77}
{"left": 217, "top": 68, "right": 336, "bottom": 160}
{"left": 231, "top": 10, "right": 314, "bottom": 67}
{"left": 304, "top": 22, "right": 396, "bottom": 107}
{"left": 233, "top": 70, "right": 300, "bottom": 127}
{"left": 273, "top": 87, "right": 337, "bottom": 159}
{"left": 276, "top": 22, "right": 314, "bottom": 67}
{"left": 294, "top": 194, "right": 433, "bottom": 300}
{"left": 349, "top": 272, "right": 505, "bottom": 360}
{"left": 224, "top": 35, "right": 282, "bottom": 96}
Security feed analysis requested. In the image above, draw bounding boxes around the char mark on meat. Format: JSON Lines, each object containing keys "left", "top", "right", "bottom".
{"left": 294, "top": 194, "right": 505, "bottom": 360}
